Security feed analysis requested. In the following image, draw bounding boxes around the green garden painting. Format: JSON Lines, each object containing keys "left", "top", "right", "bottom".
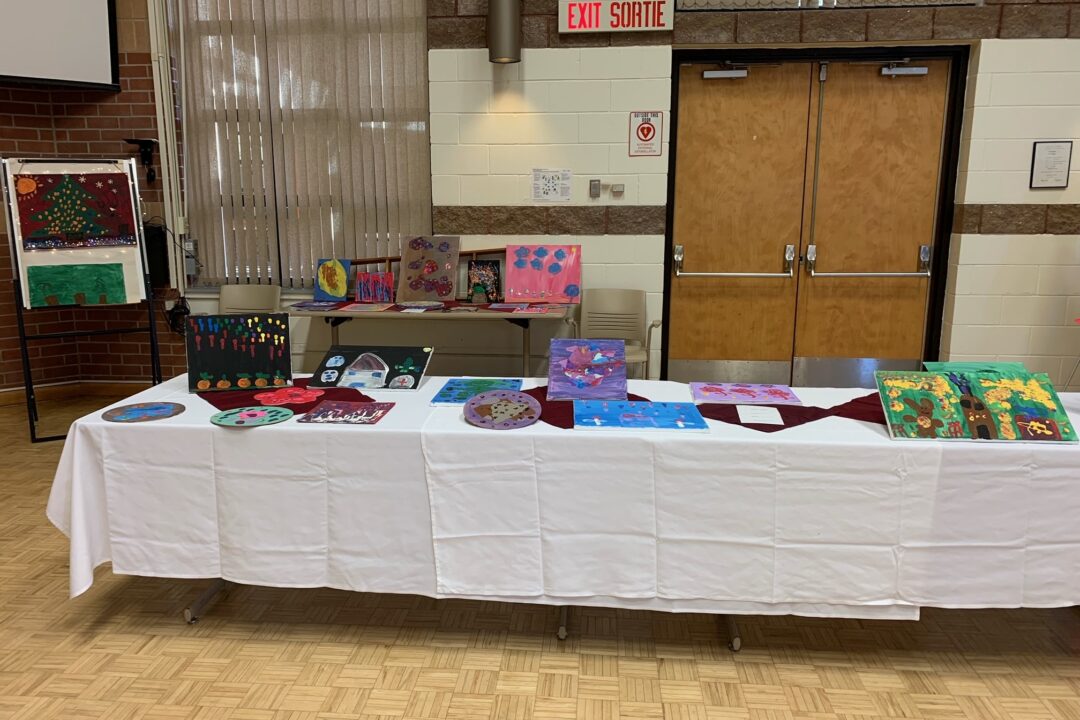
{"left": 26, "top": 263, "right": 127, "bottom": 308}
{"left": 876, "top": 369, "right": 1077, "bottom": 443}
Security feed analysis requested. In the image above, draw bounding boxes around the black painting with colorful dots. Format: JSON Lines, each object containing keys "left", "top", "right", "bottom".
{"left": 185, "top": 314, "right": 292, "bottom": 393}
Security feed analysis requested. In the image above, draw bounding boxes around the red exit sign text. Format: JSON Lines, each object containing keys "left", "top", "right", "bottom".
{"left": 558, "top": 0, "right": 673, "bottom": 33}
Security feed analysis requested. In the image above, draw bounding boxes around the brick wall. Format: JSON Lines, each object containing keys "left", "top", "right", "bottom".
{"left": 0, "top": 0, "right": 187, "bottom": 392}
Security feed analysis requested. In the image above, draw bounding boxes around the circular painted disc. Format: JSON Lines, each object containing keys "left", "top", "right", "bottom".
{"left": 464, "top": 390, "right": 542, "bottom": 430}
{"left": 398, "top": 300, "right": 444, "bottom": 309}
{"left": 103, "top": 402, "right": 186, "bottom": 423}
{"left": 211, "top": 406, "right": 294, "bottom": 428}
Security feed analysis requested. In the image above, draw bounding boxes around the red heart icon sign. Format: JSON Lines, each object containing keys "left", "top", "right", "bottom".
{"left": 637, "top": 122, "right": 655, "bottom": 142}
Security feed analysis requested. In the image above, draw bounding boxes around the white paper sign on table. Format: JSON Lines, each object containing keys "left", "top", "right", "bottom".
{"left": 736, "top": 405, "right": 784, "bottom": 425}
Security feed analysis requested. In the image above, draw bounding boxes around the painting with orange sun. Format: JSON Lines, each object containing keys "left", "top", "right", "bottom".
{"left": 13, "top": 172, "right": 138, "bottom": 250}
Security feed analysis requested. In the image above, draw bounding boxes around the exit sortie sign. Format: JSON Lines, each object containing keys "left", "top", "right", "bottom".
{"left": 559, "top": 0, "right": 673, "bottom": 33}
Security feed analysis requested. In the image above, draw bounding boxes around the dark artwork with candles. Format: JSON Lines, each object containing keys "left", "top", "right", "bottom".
{"left": 185, "top": 314, "right": 292, "bottom": 392}
{"left": 13, "top": 173, "right": 138, "bottom": 250}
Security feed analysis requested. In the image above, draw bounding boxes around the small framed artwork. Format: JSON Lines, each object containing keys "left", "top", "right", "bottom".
{"left": 1029, "top": 141, "right": 1072, "bottom": 189}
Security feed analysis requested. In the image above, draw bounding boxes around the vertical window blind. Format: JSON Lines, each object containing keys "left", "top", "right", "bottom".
{"left": 178, "top": 0, "right": 431, "bottom": 287}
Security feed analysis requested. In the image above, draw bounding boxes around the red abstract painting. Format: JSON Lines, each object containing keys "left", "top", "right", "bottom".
{"left": 14, "top": 173, "right": 138, "bottom": 250}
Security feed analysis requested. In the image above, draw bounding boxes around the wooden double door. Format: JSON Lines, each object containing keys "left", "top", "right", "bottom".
{"left": 667, "top": 58, "right": 952, "bottom": 387}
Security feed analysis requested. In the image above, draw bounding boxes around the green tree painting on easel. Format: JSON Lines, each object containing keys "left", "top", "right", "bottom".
{"left": 28, "top": 175, "right": 108, "bottom": 243}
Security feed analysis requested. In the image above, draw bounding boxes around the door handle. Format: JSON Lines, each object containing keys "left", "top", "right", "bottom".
{"left": 806, "top": 244, "right": 931, "bottom": 278}
{"left": 673, "top": 244, "right": 795, "bottom": 278}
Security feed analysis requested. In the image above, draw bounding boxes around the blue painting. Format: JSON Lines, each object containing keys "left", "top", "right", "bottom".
{"left": 431, "top": 378, "right": 524, "bottom": 406}
{"left": 102, "top": 402, "right": 186, "bottom": 423}
{"left": 573, "top": 401, "right": 709, "bottom": 432}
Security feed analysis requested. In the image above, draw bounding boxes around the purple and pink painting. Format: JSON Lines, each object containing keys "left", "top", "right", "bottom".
{"left": 690, "top": 383, "right": 802, "bottom": 405}
{"left": 547, "top": 338, "right": 627, "bottom": 401}
{"left": 505, "top": 244, "right": 581, "bottom": 304}
{"left": 397, "top": 236, "right": 459, "bottom": 303}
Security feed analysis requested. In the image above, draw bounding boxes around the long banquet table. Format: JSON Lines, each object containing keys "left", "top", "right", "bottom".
{"left": 47, "top": 375, "right": 1080, "bottom": 622}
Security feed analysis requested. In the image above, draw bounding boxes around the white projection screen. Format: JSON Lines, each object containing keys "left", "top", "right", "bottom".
{"left": 0, "top": 0, "right": 118, "bottom": 88}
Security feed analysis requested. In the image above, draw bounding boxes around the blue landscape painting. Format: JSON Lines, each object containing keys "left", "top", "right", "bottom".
{"left": 573, "top": 400, "right": 709, "bottom": 432}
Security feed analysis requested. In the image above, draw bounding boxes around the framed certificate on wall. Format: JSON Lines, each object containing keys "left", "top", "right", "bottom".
{"left": 1030, "top": 141, "right": 1072, "bottom": 189}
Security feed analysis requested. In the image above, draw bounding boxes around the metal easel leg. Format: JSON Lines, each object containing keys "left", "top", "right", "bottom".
{"left": 557, "top": 606, "right": 569, "bottom": 640}
{"left": 183, "top": 579, "right": 229, "bottom": 624}
{"left": 724, "top": 615, "right": 742, "bottom": 652}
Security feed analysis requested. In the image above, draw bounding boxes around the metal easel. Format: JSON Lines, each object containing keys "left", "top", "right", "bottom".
{"left": 3, "top": 157, "right": 163, "bottom": 442}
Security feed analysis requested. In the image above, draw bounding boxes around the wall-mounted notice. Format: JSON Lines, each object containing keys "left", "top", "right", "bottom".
{"left": 629, "top": 111, "right": 663, "bottom": 157}
{"left": 559, "top": 0, "right": 673, "bottom": 33}
{"left": 532, "top": 169, "right": 573, "bottom": 202}
{"left": 1030, "top": 141, "right": 1072, "bottom": 189}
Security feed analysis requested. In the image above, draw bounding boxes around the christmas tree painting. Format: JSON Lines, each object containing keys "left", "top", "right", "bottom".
{"left": 28, "top": 175, "right": 108, "bottom": 242}
{"left": 15, "top": 172, "right": 138, "bottom": 250}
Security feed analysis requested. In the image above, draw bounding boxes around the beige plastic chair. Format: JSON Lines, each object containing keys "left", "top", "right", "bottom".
{"left": 568, "top": 288, "right": 662, "bottom": 379}
{"left": 218, "top": 284, "right": 282, "bottom": 314}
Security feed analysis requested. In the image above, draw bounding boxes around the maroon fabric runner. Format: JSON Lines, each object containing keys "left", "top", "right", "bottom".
{"left": 198, "top": 378, "right": 374, "bottom": 414}
{"left": 523, "top": 386, "right": 651, "bottom": 429}
{"left": 697, "top": 403, "right": 832, "bottom": 433}
{"left": 699, "top": 392, "right": 886, "bottom": 433}
{"left": 829, "top": 393, "right": 887, "bottom": 425}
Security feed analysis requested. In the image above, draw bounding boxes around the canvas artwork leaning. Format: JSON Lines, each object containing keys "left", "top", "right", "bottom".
{"left": 467, "top": 260, "right": 501, "bottom": 303}
{"left": 573, "top": 400, "right": 709, "bottom": 432}
{"left": 505, "top": 244, "right": 581, "bottom": 304}
{"left": 547, "top": 338, "right": 627, "bottom": 401}
{"left": 965, "top": 371, "right": 1076, "bottom": 442}
{"left": 876, "top": 371, "right": 970, "bottom": 439}
{"left": 26, "top": 263, "right": 126, "bottom": 308}
{"left": 397, "top": 236, "right": 460, "bottom": 303}
{"left": 356, "top": 271, "right": 395, "bottom": 303}
{"left": 186, "top": 314, "right": 292, "bottom": 392}
{"left": 14, "top": 172, "right": 138, "bottom": 250}
{"left": 875, "top": 370, "right": 1076, "bottom": 443}
{"left": 309, "top": 345, "right": 433, "bottom": 390}
{"left": 315, "top": 258, "right": 351, "bottom": 302}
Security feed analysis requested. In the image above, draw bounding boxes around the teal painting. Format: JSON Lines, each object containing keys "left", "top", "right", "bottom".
{"left": 27, "top": 263, "right": 127, "bottom": 307}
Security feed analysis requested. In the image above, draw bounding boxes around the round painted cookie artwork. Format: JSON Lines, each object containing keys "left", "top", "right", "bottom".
{"left": 103, "top": 402, "right": 186, "bottom": 423}
{"left": 464, "top": 390, "right": 541, "bottom": 430}
{"left": 211, "top": 406, "right": 294, "bottom": 428}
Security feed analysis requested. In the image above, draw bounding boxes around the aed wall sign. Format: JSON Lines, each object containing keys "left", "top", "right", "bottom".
{"left": 559, "top": 0, "right": 674, "bottom": 33}
{"left": 629, "top": 111, "right": 663, "bottom": 157}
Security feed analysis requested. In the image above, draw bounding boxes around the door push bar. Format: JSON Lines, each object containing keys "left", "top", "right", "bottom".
{"left": 805, "top": 244, "right": 931, "bottom": 278}
{"left": 673, "top": 244, "right": 796, "bottom": 278}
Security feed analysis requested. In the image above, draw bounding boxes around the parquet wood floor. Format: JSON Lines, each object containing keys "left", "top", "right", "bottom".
{"left": 2, "top": 396, "right": 1079, "bottom": 720}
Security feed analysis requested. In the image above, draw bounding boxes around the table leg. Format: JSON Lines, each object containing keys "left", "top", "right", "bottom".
{"left": 557, "top": 606, "right": 569, "bottom": 641}
{"left": 183, "top": 578, "right": 230, "bottom": 624}
{"left": 331, "top": 322, "right": 340, "bottom": 346}
{"left": 522, "top": 320, "right": 531, "bottom": 377}
{"left": 724, "top": 615, "right": 742, "bottom": 652}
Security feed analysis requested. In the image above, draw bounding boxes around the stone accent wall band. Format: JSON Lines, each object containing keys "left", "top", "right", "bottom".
{"left": 429, "top": 4, "right": 1079, "bottom": 48}
{"left": 953, "top": 205, "right": 1080, "bottom": 235}
{"left": 433, "top": 206, "right": 669, "bottom": 236}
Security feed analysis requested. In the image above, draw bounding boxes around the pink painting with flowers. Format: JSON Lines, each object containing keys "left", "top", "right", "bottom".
{"left": 504, "top": 244, "right": 581, "bottom": 304}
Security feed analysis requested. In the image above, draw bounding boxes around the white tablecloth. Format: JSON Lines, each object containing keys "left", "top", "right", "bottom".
{"left": 47, "top": 376, "right": 1080, "bottom": 620}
